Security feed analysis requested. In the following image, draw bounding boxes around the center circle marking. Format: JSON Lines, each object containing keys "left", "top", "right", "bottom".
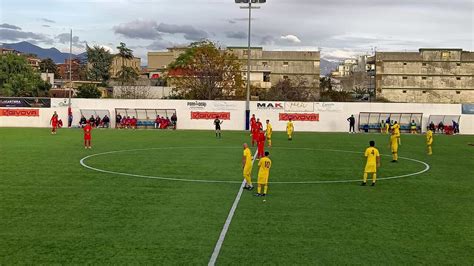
{"left": 79, "top": 146, "right": 430, "bottom": 184}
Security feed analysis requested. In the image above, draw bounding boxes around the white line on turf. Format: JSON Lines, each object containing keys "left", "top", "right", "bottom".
{"left": 79, "top": 147, "right": 430, "bottom": 184}
{"left": 208, "top": 150, "right": 258, "bottom": 266}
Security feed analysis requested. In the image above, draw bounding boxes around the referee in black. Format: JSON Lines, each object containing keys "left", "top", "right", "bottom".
{"left": 214, "top": 116, "right": 223, "bottom": 138}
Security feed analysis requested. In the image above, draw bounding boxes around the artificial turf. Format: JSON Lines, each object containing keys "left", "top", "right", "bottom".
{"left": 0, "top": 128, "right": 473, "bottom": 264}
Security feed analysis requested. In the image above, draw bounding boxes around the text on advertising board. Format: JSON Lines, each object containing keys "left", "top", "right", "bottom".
{"left": 257, "top": 102, "right": 284, "bottom": 109}
{"left": 191, "top": 112, "right": 230, "bottom": 120}
{"left": 279, "top": 113, "right": 319, "bottom": 121}
{"left": 0, "top": 108, "right": 40, "bottom": 117}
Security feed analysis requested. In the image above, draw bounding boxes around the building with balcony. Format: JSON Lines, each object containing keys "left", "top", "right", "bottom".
{"left": 110, "top": 55, "right": 141, "bottom": 78}
{"left": 375, "top": 48, "right": 474, "bottom": 103}
{"left": 227, "top": 47, "right": 320, "bottom": 89}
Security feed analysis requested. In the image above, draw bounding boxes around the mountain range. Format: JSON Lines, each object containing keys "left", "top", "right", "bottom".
{"left": 0, "top": 41, "right": 86, "bottom": 64}
{"left": 1, "top": 41, "right": 339, "bottom": 75}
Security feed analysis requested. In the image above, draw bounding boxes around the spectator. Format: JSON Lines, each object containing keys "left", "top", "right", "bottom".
{"left": 68, "top": 113, "right": 73, "bottom": 128}
{"left": 171, "top": 113, "right": 177, "bottom": 129}
{"left": 131, "top": 116, "right": 137, "bottom": 129}
{"left": 171, "top": 113, "right": 177, "bottom": 130}
{"left": 347, "top": 115, "right": 356, "bottom": 133}
{"left": 452, "top": 120, "right": 459, "bottom": 134}
{"left": 438, "top": 121, "right": 444, "bottom": 133}
{"left": 116, "top": 113, "right": 122, "bottom": 129}
{"left": 79, "top": 115, "right": 87, "bottom": 128}
{"left": 429, "top": 121, "right": 436, "bottom": 132}
{"left": 410, "top": 120, "right": 417, "bottom": 134}
{"left": 89, "top": 115, "right": 96, "bottom": 128}
{"left": 155, "top": 115, "right": 161, "bottom": 129}
{"left": 121, "top": 116, "right": 127, "bottom": 129}
{"left": 102, "top": 115, "right": 110, "bottom": 128}
{"left": 96, "top": 116, "right": 101, "bottom": 128}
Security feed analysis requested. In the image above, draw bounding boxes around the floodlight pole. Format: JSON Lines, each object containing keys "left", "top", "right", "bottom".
{"left": 238, "top": 1, "right": 263, "bottom": 130}
{"left": 68, "top": 29, "right": 73, "bottom": 120}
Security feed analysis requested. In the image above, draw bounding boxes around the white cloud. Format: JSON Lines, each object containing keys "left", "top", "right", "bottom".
{"left": 280, "top": 35, "right": 301, "bottom": 44}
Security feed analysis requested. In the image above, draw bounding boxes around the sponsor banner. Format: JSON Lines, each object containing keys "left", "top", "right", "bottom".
{"left": 314, "top": 102, "right": 343, "bottom": 112}
{"left": 279, "top": 113, "right": 319, "bottom": 122}
{"left": 0, "top": 97, "right": 51, "bottom": 108}
{"left": 211, "top": 101, "right": 240, "bottom": 111}
{"left": 284, "top": 102, "right": 314, "bottom": 112}
{"left": 462, "top": 104, "right": 474, "bottom": 114}
{"left": 191, "top": 112, "right": 230, "bottom": 120}
{"left": 187, "top": 101, "right": 207, "bottom": 109}
{"left": 256, "top": 102, "right": 284, "bottom": 110}
{"left": 0, "top": 108, "right": 40, "bottom": 117}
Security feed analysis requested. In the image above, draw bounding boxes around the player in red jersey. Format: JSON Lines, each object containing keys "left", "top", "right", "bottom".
{"left": 257, "top": 129, "right": 266, "bottom": 159}
{"left": 50, "top": 111, "right": 59, "bottom": 134}
{"left": 250, "top": 114, "right": 256, "bottom": 130}
{"left": 83, "top": 121, "right": 92, "bottom": 149}
{"left": 252, "top": 118, "right": 263, "bottom": 147}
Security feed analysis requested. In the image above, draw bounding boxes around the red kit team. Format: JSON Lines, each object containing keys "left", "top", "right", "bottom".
{"left": 250, "top": 114, "right": 270, "bottom": 159}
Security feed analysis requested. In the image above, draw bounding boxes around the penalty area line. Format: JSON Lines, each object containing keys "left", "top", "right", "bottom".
{"left": 208, "top": 150, "right": 258, "bottom": 266}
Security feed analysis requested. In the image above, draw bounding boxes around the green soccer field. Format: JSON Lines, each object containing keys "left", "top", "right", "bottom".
{"left": 0, "top": 128, "right": 473, "bottom": 264}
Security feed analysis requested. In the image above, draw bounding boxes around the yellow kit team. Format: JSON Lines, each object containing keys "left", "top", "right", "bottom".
{"left": 286, "top": 119, "right": 294, "bottom": 140}
{"left": 242, "top": 143, "right": 272, "bottom": 196}
{"left": 362, "top": 140, "right": 380, "bottom": 186}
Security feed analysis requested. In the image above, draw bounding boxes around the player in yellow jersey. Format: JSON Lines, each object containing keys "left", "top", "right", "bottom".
{"left": 256, "top": 151, "right": 272, "bottom": 197}
{"left": 390, "top": 132, "right": 399, "bottom": 162}
{"left": 265, "top": 120, "right": 273, "bottom": 147}
{"left": 385, "top": 120, "right": 390, "bottom": 134}
{"left": 392, "top": 121, "right": 401, "bottom": 145}
{"left": 242, "top": 143, "right": 254, "bottom": 190}
{"left": 426, "top": 129, "right": 433, "bottom": 155}
{"left": 286, "top": 118, "right": 294, "bottom": 140}
{"left": 362, "top": 141, "right": 380, "bottom": 186}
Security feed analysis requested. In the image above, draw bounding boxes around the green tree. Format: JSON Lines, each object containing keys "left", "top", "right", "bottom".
{"left": 86, "top": 45, "right": 113, "bottom": 85}
{"left": 115, "top": 42, "right": 137, "bottom": 85}
{"left": 76, "top": 84, "right": 101, "bottom": 98}
{"left": 116, "top": 66, "right": 139, "bottom": 85}
{"left": 39, "top": 58, "right": 59, "bottom": 77}
{"left": 260, "top": 76, "right": 318, "bottom": 102}
{"left": 168, "top": 40, "right": 244, "bottom": 100}
{"left": 319, "top": 77, "right": 332, "bottom": 91}
{"left": 0, "top": 54, "right": 51, "bottom": 97}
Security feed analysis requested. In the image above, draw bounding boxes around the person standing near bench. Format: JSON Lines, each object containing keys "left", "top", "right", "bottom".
{"left": 347, "top": 115, "right": 356, "bottom": 133}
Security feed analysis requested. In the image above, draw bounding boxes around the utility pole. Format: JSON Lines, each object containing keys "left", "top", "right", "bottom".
{"left": 235, "top": 0, "right": 266, "bottom": 130}
{"left": 68, "top": 29, "right": 73, "bottom": 127}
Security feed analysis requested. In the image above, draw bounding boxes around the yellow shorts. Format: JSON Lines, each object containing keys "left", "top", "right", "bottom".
{"left": 391, "top": 146, "right": 398, "bottom": 153}
{"left": 364, "top": 164, "right": 377, "bottom": 173}
{"left": 243, "top": 166, "right": 252, "bottom": 178}
{"left": 258, "top": 175, "right": 269, "bottom": 184}
{"left": 287, "top": 131, "right": 293, "bottom": 135}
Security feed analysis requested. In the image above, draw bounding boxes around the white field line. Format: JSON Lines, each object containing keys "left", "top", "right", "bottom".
{"left": 208, "top": 150, "right": 258, "bottom": 266}
{"left": 79, "top": 147, "right": 430, "bottom": 184}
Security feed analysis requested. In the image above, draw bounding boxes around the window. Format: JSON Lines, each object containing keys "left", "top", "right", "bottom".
{"left": 403, "top": 90, "right": 407, "bottom": 93}
{"left": 422, "top": 77, "right": 427, "bottom": 80}
{"left": 283, "top": 62, "right": 289, "bottom": 67}
{"left": 283, "top": 75, "right": 289, "bottom": 80}
{"left": 422, "top": 63, "right": 427, "bottom": 66}
{"left": 441, "top": 51, "right": 450, "bottom": 59}
{"left": 402, "top": 76, "right": 408, "bottom": 80}
{"left": 263, "top": 72, "right": 271, "bottom": 82}
{"left": 456, "top": 63, "right": 461, "bottom": 66}
{"left": 243, "top": 50, "right": 249, "bottom": 56}
{"left": 403, "top": 62, "right": 407, "bottom": 65}
{"left": 262, "top": 61, "right": 268, "bottom": 67}
{"left": 422, "top": 91, "right": 427, "bottom": 94}
{"left": 456, "top": 91, "right": 461, "bottom": 94}
{"left": 456, "top": 77, "right": 461, "bottom": 80}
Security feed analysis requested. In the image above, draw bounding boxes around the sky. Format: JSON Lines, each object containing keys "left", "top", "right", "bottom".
{"left": 0, "top": 0, "right": 473, "bottom": 64}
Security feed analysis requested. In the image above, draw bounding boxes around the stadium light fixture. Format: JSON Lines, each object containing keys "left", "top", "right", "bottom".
{"left": 234, "top": 0, "right": 266, "bottom": 130}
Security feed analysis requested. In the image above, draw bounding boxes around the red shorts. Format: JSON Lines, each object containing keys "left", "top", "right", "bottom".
{"left": 84, "top": 135, "right": 91, "bottom": 140}
{"left": 52, "top": 123, "right": 57, "bottom": 128}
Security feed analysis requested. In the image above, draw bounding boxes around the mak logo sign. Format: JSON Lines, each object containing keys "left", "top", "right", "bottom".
{"left": 257, "top": 102, "right": 284, "bottom": 109}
